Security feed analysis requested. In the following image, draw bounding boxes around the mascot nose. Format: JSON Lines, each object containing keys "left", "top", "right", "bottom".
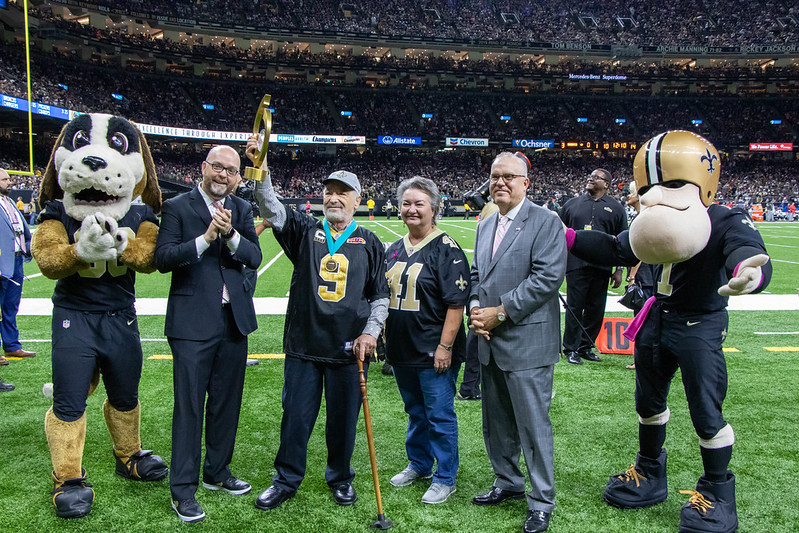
{"left": 82, "top": 155, "right": 107, "bottom": 172}
{"left": 639, "top": 186, "right": 663, "bottom": 208}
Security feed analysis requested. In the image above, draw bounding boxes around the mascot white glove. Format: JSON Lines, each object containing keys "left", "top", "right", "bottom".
{"left": 93, "top": 212, "right": 129, "bottom": 256}
{"left": 76, "top": 214, "right": 118, "bottom": 262}
{"left": 718, "top": 254, "right": 769, "bottom": 296}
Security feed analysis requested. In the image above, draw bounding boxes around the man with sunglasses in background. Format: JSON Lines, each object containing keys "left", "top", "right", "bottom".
{"left": 559, "top": 169, "right": 627, "bottom": 365}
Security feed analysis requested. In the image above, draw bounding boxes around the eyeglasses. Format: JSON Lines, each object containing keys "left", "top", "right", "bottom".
{"left": 205, "top": 161, "right": 240, "bottom": 177}
{"left": 489, "top": 174, "right": 526, "bottom": 184}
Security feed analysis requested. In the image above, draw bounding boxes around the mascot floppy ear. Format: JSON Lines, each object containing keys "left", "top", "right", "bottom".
{"left": 39, "top": 123, "right": 68, "bottom": 208}
{"left": 131, "top": 125, "right": 162, "bottom": 214}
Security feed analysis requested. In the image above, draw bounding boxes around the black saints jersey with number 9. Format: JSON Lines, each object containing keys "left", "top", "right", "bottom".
{"left": 41, "top": 200, "right": 159, "bottom": 311}
{"left": 274, "top": 206, "right": 389, "bottom": 363}
{"left": 385, "top": 229, "right": 470, "bottom": 367}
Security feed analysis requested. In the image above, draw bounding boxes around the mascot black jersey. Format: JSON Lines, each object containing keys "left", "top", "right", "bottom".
{"left": 384, "top": 229, "right": 470, "bottom": 367}
{"left": 41, "top": 200, "right": 158, "bottom": 311}
{"left": 573, "top": 204, "right": 771, "bottom": 311}
{"left": 273, "top": 206, "right": 389, "bottom": 363}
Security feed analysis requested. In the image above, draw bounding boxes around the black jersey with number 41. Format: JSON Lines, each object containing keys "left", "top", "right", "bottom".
{"left": 273, "top": 206, "right": 389, "bottom": 363}
{"left": 385, "top": 229, "right": 470, "bottom": 367}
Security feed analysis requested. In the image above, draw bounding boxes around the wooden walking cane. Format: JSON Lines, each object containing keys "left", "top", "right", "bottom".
{"left": 356, "top": 357, "right": 394, "bottom": 529}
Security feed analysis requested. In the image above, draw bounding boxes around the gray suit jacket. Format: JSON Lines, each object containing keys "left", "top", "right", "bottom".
{"left": 470, "top": 198, "right": 566, "bottom": 371}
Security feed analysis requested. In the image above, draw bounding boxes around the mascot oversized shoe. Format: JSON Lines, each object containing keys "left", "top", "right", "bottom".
{"left": 604, "top": 450, "right": 668, "bottom": 509}
{"left": 52, "top": 470, "right": 94, "bottom": 519}
{"left": 116, "top": 450, "right": 168, "bottom": 481}
{"left": 679, "top": 472, "right": 738, "bottom": 533}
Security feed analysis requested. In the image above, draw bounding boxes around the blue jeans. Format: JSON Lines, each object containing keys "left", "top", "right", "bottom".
{"left": 393, "top": 363, "right": 461, "bottom": 486}
{"left": 0, "top": 254, "right": 24, "bottom": 352}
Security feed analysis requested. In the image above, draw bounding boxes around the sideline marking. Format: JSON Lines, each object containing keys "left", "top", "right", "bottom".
{"left": 148, "top": 353, "right": 285, "bottom": 360}
{"left": 763, "top": 347, "right": 799, "bottom": 352}
{"left": 754, "top": 332, "right": 799, "bottom": 335}
{"left": 722, "top": 348, "right": 740, "bottom": 352}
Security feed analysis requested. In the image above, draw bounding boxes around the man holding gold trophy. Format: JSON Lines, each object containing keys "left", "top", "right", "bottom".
{"left": 244, "top": 96, "right": 389, "bottom": 511}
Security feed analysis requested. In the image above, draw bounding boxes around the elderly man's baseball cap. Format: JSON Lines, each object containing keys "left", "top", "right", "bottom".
{"left": 323, "top": 170, "right": 361, "bottom": 195}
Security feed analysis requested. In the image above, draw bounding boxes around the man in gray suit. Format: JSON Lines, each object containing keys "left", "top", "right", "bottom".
{"left": 469, "top": 152, "right": 567, "bottom": 533}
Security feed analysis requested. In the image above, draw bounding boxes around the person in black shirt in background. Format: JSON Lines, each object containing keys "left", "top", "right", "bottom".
{"left": 384, "top": 176, "right": 470, "bottom": 505}
{"left": 559, "top": 168, "right": 627, "bottom": 365}
{"left": 248, "top": 135, "right": 390, "bottom": 512}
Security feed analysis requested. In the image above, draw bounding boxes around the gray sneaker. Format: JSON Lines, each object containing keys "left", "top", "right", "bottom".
{"left": 390, "top": 466, "right": 432, "bottom": 487}
{"left": 422, "top": 482, "right": 456, "bottom": 504}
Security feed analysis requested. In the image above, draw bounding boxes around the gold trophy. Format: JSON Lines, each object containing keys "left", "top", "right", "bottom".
{"left": 244, "top": 94, "right": 272, "bottom": 181}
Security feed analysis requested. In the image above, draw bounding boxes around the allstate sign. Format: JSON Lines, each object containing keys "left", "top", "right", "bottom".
{"left": 378, "top": 136, "right": 421, "bottom": 146}
{"left": 445, "top": 137, "right": 489, "bottom": 147}
{"left": 512, "top": 139, "right": 555, "bottom": 149}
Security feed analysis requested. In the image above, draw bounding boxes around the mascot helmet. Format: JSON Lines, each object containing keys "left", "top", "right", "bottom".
{"left": 633, "top": 130, "right": 720, "bottom": 207}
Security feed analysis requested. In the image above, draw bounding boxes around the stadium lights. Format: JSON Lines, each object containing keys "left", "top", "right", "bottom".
{"left": 111, "top": 93, "right": 124, "bottom": 100}
{"left": 577, "top": 117, "right": 588, "bottom": 123}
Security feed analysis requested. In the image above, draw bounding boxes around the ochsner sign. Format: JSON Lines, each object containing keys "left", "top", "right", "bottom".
{"left": 446, "top": 137, "right": 489, "bottom": 147}
{"left": 512, "top": 139, "right": 555, "bottom": 149}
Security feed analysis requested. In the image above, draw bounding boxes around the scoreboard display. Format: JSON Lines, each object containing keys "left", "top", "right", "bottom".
{"left": 559, "top": 140, "right": 638, "bottom": 150}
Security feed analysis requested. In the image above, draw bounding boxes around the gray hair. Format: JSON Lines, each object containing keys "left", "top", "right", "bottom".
{"left": 491, "top": 152, "right": 529, "bottom": 177}
{"left": 396, "top": 176, "right": 440, "bottom": 218}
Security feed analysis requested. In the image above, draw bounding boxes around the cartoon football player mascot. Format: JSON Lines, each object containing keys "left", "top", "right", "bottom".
{"left": 566, "top": 131, "right": 770, "bottom": 533}
{"left": 32, "top": 113, "right": 167, "bottom": 518}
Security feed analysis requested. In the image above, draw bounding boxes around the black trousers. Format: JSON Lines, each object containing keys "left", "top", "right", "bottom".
{"left": 169, "top": 307, "right": 247, "bottom": 500}
{"left": 563, "top": 267, "right": 610, "bottom": 353}
{"left": 273, "top": 356, "right": 366, "bottom": 492}
{"left": 458, "top": 330, "right": 480, "bottom": 397}
{"left": 635, "top": 304, "right": 729, "bottom": 439}
{"left": 51, "top": 306, "right": 142, "bottom": 421}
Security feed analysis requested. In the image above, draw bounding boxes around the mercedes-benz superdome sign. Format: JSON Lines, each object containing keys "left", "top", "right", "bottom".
{"left": 512, "top": 139, "right": 555, "bottom": 149}
{"left": 378, "top": 135, "right": 422, "bottom": 146}
{"left": 445, "top": 137, "right": 489, "bottom": 147}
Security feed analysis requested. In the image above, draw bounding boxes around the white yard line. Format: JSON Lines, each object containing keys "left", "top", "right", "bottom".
{"left": 257, "top": 250, "right": 285, "bottom": 277}
{"left": 763, "top": 243, "right": 797, "bottom": 248}
{"left": 373, "top": 221, "right": 403, "bottom": 238}
{"left": 771, "top": 258, "right": 799, "bottom": 265}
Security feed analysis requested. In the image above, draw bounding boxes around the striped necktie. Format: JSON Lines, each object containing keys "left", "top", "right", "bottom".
{"left": 492, "top": 215, "right": 508, "bottom": 259}
{"left": 213, "top": 201, "right": 231, "bottom": 305}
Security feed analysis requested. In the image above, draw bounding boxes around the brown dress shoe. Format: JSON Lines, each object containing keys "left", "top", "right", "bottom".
{"left": 4, "top": 349, "right": 36, "bottom": 358}
{"left": 0, "top": 355, "right": 8, "bottom": 366}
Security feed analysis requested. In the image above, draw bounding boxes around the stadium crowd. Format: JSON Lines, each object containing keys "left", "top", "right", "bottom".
{"left": 35, "top": 0, "right": 799, "bottom": 46}
{"left": 1, "top": 45, "right": 796, "bottom": 145}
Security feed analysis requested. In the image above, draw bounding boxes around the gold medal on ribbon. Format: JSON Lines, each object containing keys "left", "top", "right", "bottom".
{"left": 325, "top": 259, "right": 339, "bottom": 272}
{"left": 244, "top": 94, "right": 272, "bottom": 181}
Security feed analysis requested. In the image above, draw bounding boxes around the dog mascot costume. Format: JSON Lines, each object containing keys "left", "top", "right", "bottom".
{"left": 32, "top": 113, "right": 168, "bottom": 518}
{"left": 567, "top": 131, "right": 770, "bottom": 533}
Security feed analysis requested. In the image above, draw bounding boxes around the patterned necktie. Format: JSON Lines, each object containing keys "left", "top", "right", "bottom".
{"left": 213, "top": 200, "right": 231, "bottom": 304}
{"left": 2, "top": 197, "right": 25, "bottom": 253}
{"left": 492, "top": 215, "right": 508, "bottom": 259}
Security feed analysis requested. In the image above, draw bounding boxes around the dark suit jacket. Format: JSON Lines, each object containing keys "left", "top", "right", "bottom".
{"left": 470, "top": 199, "right": 567, "bottom": 371}
{"left": 154, "top": 187, "right": 262, "bottom": 340}
{"left": 0, "top": 196, "right": 32, "bottom": 278}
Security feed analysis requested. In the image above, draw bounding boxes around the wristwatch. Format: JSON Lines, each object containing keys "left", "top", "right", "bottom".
{"left": 222, "top": 228, "right": 236, "bottom": 240}
{"left": 496, "top": 309, "right": 506, "bottom": 322}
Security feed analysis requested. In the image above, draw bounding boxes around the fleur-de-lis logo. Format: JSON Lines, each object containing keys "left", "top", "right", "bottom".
{"left": 455, "top": 275, "right": 468, "bottom": 291}
{"left": 700, "top": 149, "right": 718, "bottom": 173}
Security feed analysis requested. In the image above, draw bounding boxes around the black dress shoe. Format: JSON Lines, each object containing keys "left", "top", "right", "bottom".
{"left": 331, "top": 483, "right": 357, "bottom": 506}
{"left": 565, "top": 352, "right": 583, "bottom": 365}
{"left": 580, "top": 350, "right": 602, "bottom": 362}
{"left": 0, "top": 379, "right": 14, "bottom": 392}
{"left": 255, "top": 485, "right": 295, "bottom": 510}
{"left": 456, "top": 392, "right": 482, "bottom": 401}
{"left": 203, "top": 475, "right": 252, "bottom": 495}
{"left": 472, "top": 486, "right": 525, "bottom": 506}
{"left": 523, "top": 510, "right": 551, "bottom": 533}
